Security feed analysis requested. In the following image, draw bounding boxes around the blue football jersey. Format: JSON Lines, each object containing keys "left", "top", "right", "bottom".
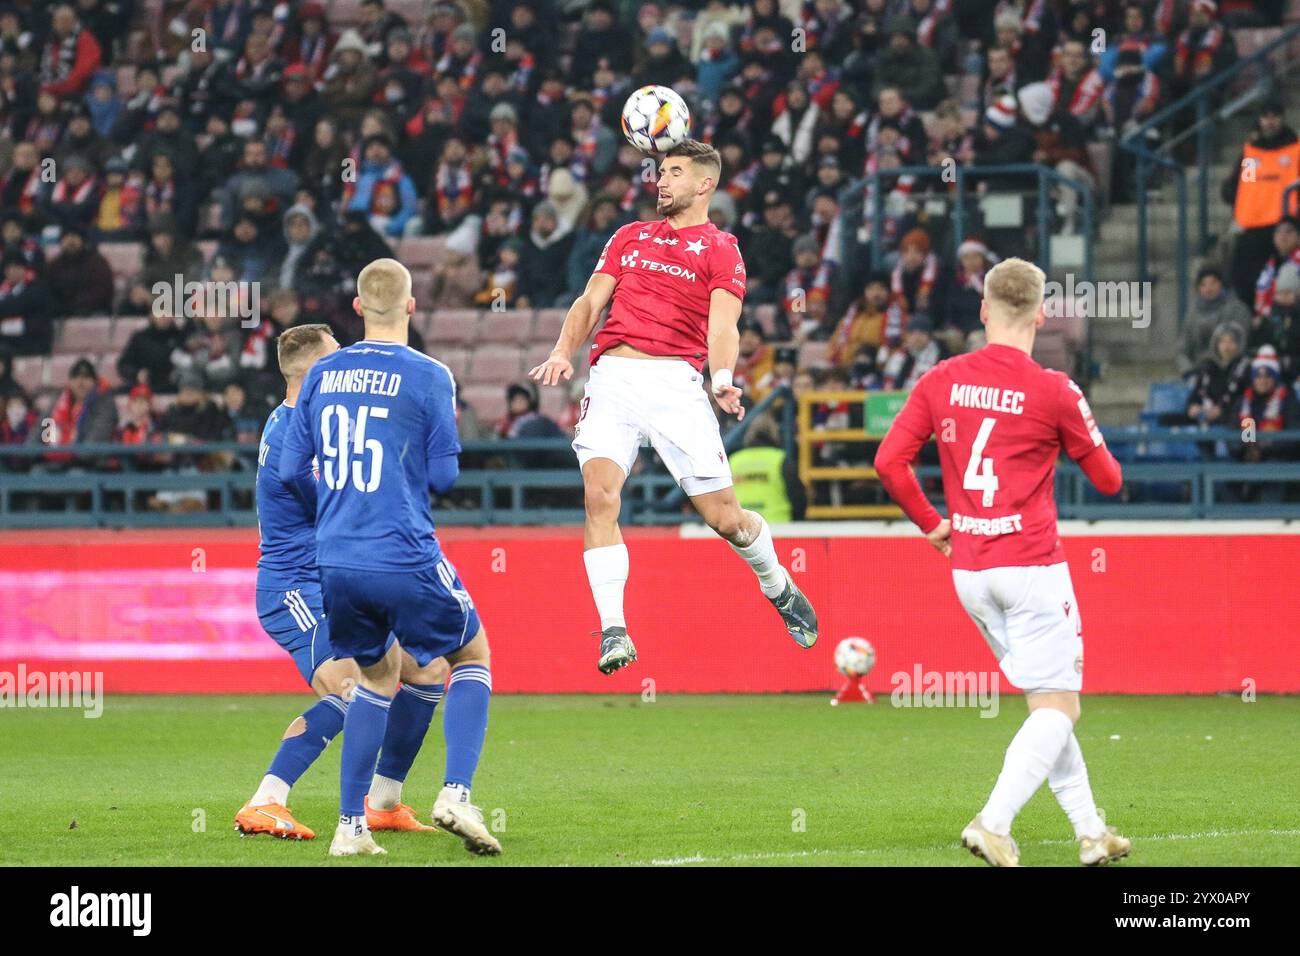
{"left": 278, "top": 339, "right": 461, "bottom": 571}
{"left": 255, "top": 402, "right": 318, "bottom": 589}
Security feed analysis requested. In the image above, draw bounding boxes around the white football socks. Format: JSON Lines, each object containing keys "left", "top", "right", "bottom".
{"left": 250, "top": 773, "right": 290, "bottom": 807}
{"left": 729, "top": 513, "right": 786, "bottom": 599}
{"left": 584, "top": 543, "right": 629, "bottom": 630}
{"left": 980, "top": 707, "right": 1074, "bottom": 835}
{"left": 368, "top": 773, "right": 403, "bottom": 812}
{"left": 1049, "top": 732, "right": 1106, "bottom": 839}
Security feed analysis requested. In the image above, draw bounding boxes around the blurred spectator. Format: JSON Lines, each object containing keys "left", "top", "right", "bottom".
{"left": 0, "top": 141, "right": 46, "bottom": 217}
{"left": 517, "top": 201, "right": 574, "bottom": 308}
{"left": 735, "top": 319, "right": 774, "bottom": 400}
{"left": 873, "top": 15, "right": 944, "bottom": 110}
{"left": 880, "top": 314, "right": 948, "bottom": 391}
{"left": 0, "top": 251, "right": 51, "bottom": 356}
{"left": 94, "top": 156, "right": 140, "bottom": 239}
{"left": 344, "top": 133, "right": 418, "bottom": 239}
{"left": 1170, "top": 0, "right": 1236, "bottom": 103}
{"left": 46, "top": 226, "right": 114, "bottom": 316}
{"left": 1102, "top": 43, "right": 1162, "bottom": 202}
{"left": 0, "top": 349, "right": 27, "bottom": 402}
{"left": 39, "top": 4, "right": 103, "bottom": 98}
{"left": 754, "top": 345, "right": 798, "bottom": 400}
{"left": 159, "top": 368, "right": 233, "bottom": 443}
{"left": 829, "top": 273, "right": 890, "bottom": 368}
{"left": 1178, "top": 265, "right": 1250, "bottom": 375}
{"left": 114, "top": 383, "right": 159, "bottom": 445}
{"left": 216, "top": 139, "right": 299, "bottom": 230}
{"left": 171, "top": 306, "right": 246, "bottom": 392}
{"left": 887, "top": 228, "right": 941, "bottom": 342}
{"left": 2, "top": 389, "right": 37, "bottom": 450}
{"left": 47, "top": 356, "right": 118, "bottom": 446}
{"left": 942, "top": 238, "right": 998, "bottom": 350}
{"left": 565, "top": 196, "right": 619, "bottom": 299}
{"left": 1224, "top": 101, "right": 1297, "bottom": 305}
{"left": 474, "top": 237, "right": 521, "bottom": 307}
{"left": 1183, "top": 323, "right": 1250, "bottom": 426}
{"left": 141, "top": 215, "right": 202, "bottom": 291}
{"left": 1252, "top": 218, "right": 1300, "bottom": 317}
{"left": 222, "top": 379, "right": 263, "bottom": 443}
{"left": 572, "top": 2, "right": 635, "bottom": 87}
{"left": 973, "top": 92, "right": 1035, "bottom": 182}
{"left": 0, "top": 210, "right": 45, "bottom": 272}
{"left": 730, "top": 416, "right": 804, "bottom": 522}
{"left": 1017, "top": 80, "right": 1094, "bottom": 234}
{"left": 40, "top": 154, "right": 99, "bottom": 232}
{"left": 1234, "top": 347, "right": 1299, "bottom": 502}
{"left": 119, "top": 306, "right": 184, "bottom": 393}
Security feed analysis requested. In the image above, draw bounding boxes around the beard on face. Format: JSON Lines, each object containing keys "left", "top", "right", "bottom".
{"left": 656, "top": 189, "right": 693, "bottom": 217}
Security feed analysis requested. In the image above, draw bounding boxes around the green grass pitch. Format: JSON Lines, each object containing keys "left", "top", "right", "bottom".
{"left": 3, "top": 693, "right": 1298, "bottom": 866}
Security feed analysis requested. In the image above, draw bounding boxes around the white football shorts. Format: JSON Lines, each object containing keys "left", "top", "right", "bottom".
{"left": 951, "top": 561, "right": 1084, "bottom": 693}
{"left": 572, "top": 354, "right": 732, "bottom": 496}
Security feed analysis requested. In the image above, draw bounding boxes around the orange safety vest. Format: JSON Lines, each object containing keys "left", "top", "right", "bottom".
{"left": 1234, "top": 141, "right": 1300, "bottom": 229}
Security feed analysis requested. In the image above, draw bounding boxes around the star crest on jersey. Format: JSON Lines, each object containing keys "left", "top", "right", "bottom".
{"left": 638, "top": 231, "right": 651, "bottom": 240}
{"left": 684, "top": 238, "right": 706, "bottom": 255}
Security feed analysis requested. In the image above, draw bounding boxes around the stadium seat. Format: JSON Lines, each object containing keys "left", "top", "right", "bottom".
{"left": 110, "top": 316, "right": 149, "bottom": 349}
{"left": 752, "top": 303, "right": 778, "bottom": 335}
{"left": 13, "top": 356, "right": 44, "bottom": 393}
{"left": 533, "top": 308, "right": 567, "bottom": 342}
{"left": 433, "top": 346, "right": 471, "bottom": 381}
{"left": 99, "top": 354, "right": 122, "bottom": 388}
{"left": 100, "top": 242, "right": 144, "bottom": 283}
{"left": 478, "top": 309, "right": 535, "bottom": 344}
{"left": 466, "top": 346, "right": 525, "bottom": 384}
{"left": 461, "top": 383, "right": 507, "bottom": 423}
{"left": 538, "top": 384, "right": 570, "bottom": 421}
{"left": 397, "top": 236, "right": 446, "bottom": 269}
{"left": 799, "top": 341, "right": 831, "bottom": 368}
{"left": 1145, "top": 380, "right": 1191, "bottom": 417}
{"left": 427, "top": 309, "right": 481, "bottom": 346}
{"left": 524, "top": 342, "right": 556, "bottom": 371}
{"left": 1032, "top": 330, "right": 1070, "bottom": 372}
{"left": 55, "top": 317, "right": 113, "bottom": 355}
{"left": 411, "top": 270, "right": 435, "bottom": 307}
{"left": 329, "top": 0, "right": 366, "bottom": 27}
{"left": 44, "top": 354, "right": 80, "bottom": 387}
{"left": 388, "top": 0, "right": 430, "bottom": 26}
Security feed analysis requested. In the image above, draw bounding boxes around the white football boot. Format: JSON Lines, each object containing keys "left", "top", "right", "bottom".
{"left": 961, "top": 815, "right": 1021, "bottom": 867}
{"left": 328, "top": 817, "right": 387, "bottom": 857}
{"left": 1079, "top": 826, "right": 1131, "bottom": 866}
{"left": 433, "top": 785, "right": 502, "bottom": 856}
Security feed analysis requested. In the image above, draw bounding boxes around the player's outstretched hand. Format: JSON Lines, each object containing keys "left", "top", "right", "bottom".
{"left": 926, "top": 518, "right": 952, "bottom": 558}
{"left": 529, "top": 351, "right": 573, "bottom": 387}
{"left": 713, "top": 384, "right": 745, "bottom": 421}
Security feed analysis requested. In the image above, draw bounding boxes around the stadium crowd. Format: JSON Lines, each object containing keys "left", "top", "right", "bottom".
{"left": 0, "top": 0, "right": 1295, "bottom": 513}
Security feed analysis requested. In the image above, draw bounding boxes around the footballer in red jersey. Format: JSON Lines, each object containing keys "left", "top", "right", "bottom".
{"left": 530, "top": 139, "right": 817, "bottom": 674}
{"left": 875, "top": 258, "right": 1131, "bottom": 868}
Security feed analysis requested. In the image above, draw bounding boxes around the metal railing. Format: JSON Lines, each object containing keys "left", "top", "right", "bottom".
{"left": 2, "top": 427, "right": 1298, "bottom": 527}
{"left": 1119, "top": 22, "right": 1300, "bottom": 327}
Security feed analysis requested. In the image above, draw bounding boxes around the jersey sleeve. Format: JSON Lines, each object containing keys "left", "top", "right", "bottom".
{"left": 425, "top": 364, "right": 461, "bottom": 495}
{"left": 708, "top": 235, "right": 747, "bottom": 302}
{"left": 277, "top": 367, "right": 319, "bottom": 492}
{"left": 889, "top": 367, "right": 938, "bottom": 441}
{"left": 1056, "top": 374, "right": 1106, "bottom": 461}
{"left": 593, "top": 223, "right": 632, "bottom": 280}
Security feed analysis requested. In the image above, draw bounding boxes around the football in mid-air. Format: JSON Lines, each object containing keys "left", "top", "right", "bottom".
{"left": 620, "top": 84, "right": 691, "bottom": 153}
{"left": 834, "top": 637, "right": 876, "bottom": 678}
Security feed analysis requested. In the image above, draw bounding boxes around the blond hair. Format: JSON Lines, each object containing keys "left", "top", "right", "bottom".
{"left": 356, "top": 257, "right": 413, "bottom": 323}
{"left": 276, "top": 323, "right": 335, "bottom": 381}
{"left": 984, "top": 257, "right": 1045, "bottom": 325}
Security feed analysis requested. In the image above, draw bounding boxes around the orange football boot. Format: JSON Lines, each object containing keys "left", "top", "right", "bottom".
{"left": 366, "top": 797, "right": 437, "bottom": 832}
{"left": 234, "top": 802, "right": 316, "bottom": 840}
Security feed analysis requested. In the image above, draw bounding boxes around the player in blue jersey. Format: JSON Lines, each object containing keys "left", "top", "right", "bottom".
{"left": 237, "top": 323, "right": 451, "bottom": 842}
{"left": 279, "top": 259, "right": 499, "bottom": 857}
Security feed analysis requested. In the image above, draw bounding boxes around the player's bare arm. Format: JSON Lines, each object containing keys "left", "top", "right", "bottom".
{"left": 707, "top": 288, "right": 745, "bottom": 420}
{"left": 530, "top": 272, "right": 616, "bottom": 386}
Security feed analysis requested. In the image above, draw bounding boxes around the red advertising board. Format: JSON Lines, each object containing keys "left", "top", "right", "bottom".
{"left": 0, "top": 525, "right": 1296, "bottom": 695}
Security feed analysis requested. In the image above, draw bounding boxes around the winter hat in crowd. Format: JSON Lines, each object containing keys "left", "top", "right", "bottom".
{"left": 907, "top": 314, "right": 934, "bottom": 335}
{"left": 793, "top": 234, "right": 820, "bottom": 257}
{"left": 1017, "top": 82, "right": 1053, "bottom": 127}
{"left": 646, "top": 27, "right": 674, "bottom": 49}
{"left": 958, "top": 237, "right": 997, "bottom": 264}
{"left": 1191, "top": 0, "right": 1217, "bottom": 16}
{"left": 489, "top": 102, "right": 518, "bottom": 124}
{"left": 1275, "top": 261, "right": 1300, "bottom": 296}
{"left": 900, "top": 227, "right": 932, "bottom": 255}
{"left": 1252, "top": 345, "right": 1281, "bottom": 378}
{"left": 332, "top": 29, "right": 368, "bottom": 57}
{"left": 985, "top": 93, "right": 1019, "bottom": 131}
{"left": 451, "top": 23, "right": 476, "bottom": 45}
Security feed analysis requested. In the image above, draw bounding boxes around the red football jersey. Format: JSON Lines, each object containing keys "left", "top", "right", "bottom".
{"left": 591, "top": 218, "right": 747, "bottom": 371}
{"left": 885, "top": 344, "right": 1108, "bottom": 571}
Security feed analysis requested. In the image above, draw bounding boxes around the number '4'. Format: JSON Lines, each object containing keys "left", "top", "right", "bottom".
{"left": 963, "top": 417, "right": 999, "bottom": 507}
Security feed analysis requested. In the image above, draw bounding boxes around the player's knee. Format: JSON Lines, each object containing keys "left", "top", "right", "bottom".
{"left": 706, "top": 509, "right": 745, "bottom": 541}
{"left": 282, "top": 715, "right": 307, "bottom": 740}
{"left": 584, "top": 482, "right": 621, "bottom": 520}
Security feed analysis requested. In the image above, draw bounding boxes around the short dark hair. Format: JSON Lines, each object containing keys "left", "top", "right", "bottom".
{"left": 666, "top": 139, "right": 722, "bottom": 183}
{"left": 277, "top": 323, "right": 335, "bottom": 380}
